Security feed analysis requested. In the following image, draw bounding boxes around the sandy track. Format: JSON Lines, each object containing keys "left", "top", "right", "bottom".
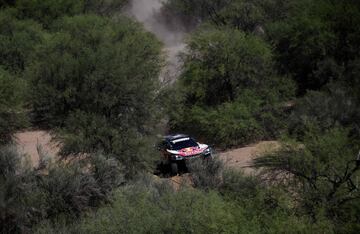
{"left": 158, "top": 141, "right": 280, "bottom": 189}
{"left": 15, "top": 130, "right": 59, "bottom": 166}
{"left": 14, "top": 130, "right": 279, "bottom": 183}
{"left": 219, "top": 141, "right": 280, "bottom": 174}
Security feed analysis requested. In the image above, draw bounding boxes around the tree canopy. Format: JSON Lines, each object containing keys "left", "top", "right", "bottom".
{"left": 27, "top": 14, "right": 162, "bottom": 176}
{"left": 167, "top": 28, "right": 295, "bottom": 147}
{"left": 0, "top": 68, "right": 26, "bottom": 144}
{"left": 0, "top": 10, "right": 44, "bottom": 73}
{"left": 0, "top": 0, "right": 360, "bottom": 232}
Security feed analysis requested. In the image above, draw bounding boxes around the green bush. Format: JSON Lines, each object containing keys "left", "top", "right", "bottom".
{"left": 187, "top": 156, "right": 224, "bottom": 190}
{"left": 0, "top": 145, "right": 43, "bottom": 233}
{"left": 0, "top": 144, "right": 124, "bottom": 232}
{"left": 29, "top": 14, "right": 161, "bottom": 127}
{"left": 219, "top": 170, "right": 335, "bottom": 233}
{"left": 267, "top": 0, "right": 360, "bottom": 93}
{"left": 83, "top": 0, "right": 129, "bottom": 16}
{"left": 14, "top": 0, "right": 128, "bottom": 27}
{"left": 168, "top": 0, "right": 360, "bottom": 95}
{"left": 35, "top": 180, "right": 238, "bottom": 233}
{"left": 0, "top": 9, "right": 44, "bottom": 73}
{"left": 172, "top": 100, "right": 263, "bottom": 147}
{"left": 89, "top": 154, "right": 125, "bottom": 197}
{"left": 220, "top": 169, "right": 263, "bottom": 201}
{"left": 39, "top": 163, "right": 102, "bottom": 219}
{"left": 252, "top": 127, "right": 360, "bottom": 227}
{"left": 168, "top": 28, "right": 295, "bottom": 147}
{"left": 170, "top": 90, "right": 292, "bottom": 148}
{"left": 15, "top": 0, "right": 85, "bottom": 27}
{"left": 164, "top": 0, "right": 294, "bottom": 32}
{"left": 0, "top": 68, "right": 27, "bottom": 144}
{"left": 0, "top": 0, "right": 16, "bottom": 8}
{"left": 38, "top": 154, "right": 124, "bottom": 219}
{"left": 33, "top": 174, "right": 336, "bottom": 234}
{"left": 289, "top": 87, "right": 360, "bottom": 139}
{"left": 28, "top": 15, "right": 162, "bottom": 177}
{"left": 180, "top": 29, "right": 276, "bottom": 106}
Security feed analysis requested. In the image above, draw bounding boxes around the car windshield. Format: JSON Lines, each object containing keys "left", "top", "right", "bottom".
{"left": 170, "top": 138, "right": 198, "bottom": 150}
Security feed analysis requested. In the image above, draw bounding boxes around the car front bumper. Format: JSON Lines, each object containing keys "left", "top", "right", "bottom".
{"left": 171, "top": 152, "right": 212, "bottom": 161}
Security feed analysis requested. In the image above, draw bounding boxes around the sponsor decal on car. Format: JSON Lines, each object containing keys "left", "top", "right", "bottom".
{"left": 178, "top": 147, "right": 204, "bottom": 156}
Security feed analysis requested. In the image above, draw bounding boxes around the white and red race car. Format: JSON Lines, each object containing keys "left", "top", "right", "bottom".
{"left": 157, "top": 134, "right": 212, "bottom": 175}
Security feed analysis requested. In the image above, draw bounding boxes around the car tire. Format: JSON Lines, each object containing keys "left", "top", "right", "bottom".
{"left": 206, "top": 154, "right": 213, "bottom": 160}
{"left": 170, "top": 162, "right": 178, "bottom": 176}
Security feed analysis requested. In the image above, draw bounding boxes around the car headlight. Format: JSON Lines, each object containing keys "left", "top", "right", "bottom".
{"left": 172, "top": 154, "right": 183, "bottom": 160}
{"left": 204, "top": 148, "right": 211, "bottom": 155}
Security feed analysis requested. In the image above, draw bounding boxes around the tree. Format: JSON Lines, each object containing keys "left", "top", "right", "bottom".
{"left": 180, "top": 29, "right": 275, "bottom": 106}
{"left": 252, "top": 128, "right": 360, "bottom": 224}
{"left": 15, "top": 0, "right": 85, "bottom": 27}
{"left": 14, "top": 0, "right": 129, "bottom": 27}
{"left": 164, "top": 0, "right": 229, "bottom": 26}
{"left": 267, "top": 0, "right": 360, "bottom": 93}
{"left": 83, "top": 0, "right": 129, "bottom": 16}
{"left": 0, "top": 68, "right": 27, "bottom": 144}
{"left": 167, "top": 28, "right": 294, "bottom": 147}
{"left": 28, "top": 15, "right": 163, "bottom": 177}
{"left": 38, "top": 154, "right": 124, "bottom": 219}
{"left": 0, "top": 0, "right": 15, "bottom": 8}
{"left": 0, "top": 144, "right": 124, "bottom": 232}
{"left": 267, "top": 14, "right": 335, "bottom": 93}
{"left": 0, "top": 9, "right": 44, "bottom": 73}
{"left": 289, "top": 86, "right": 360, "bottom": 139}
{"left": 165, "top": 0, "right": 295, "bottom": 32}
{"left": 0, "top": 146, "right": 39, "bottom": 233}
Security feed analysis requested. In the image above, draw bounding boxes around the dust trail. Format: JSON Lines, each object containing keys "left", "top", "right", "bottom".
{"left": 124, "top": 0, "right": 187, "bottom": 83}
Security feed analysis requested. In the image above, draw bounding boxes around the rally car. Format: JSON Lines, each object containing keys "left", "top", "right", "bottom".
{"left": 157, "top": 134, "right": 212, "bottom": 175}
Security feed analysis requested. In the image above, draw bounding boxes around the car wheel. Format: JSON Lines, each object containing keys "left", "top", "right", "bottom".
{"left": 170, "top": 162, "right": 178, "bottom": 176}
{"left": 206, "top": 154, "right": 213, "bottom": 160}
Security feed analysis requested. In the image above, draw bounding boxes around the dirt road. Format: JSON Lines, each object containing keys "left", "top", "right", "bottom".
{"left": 15, "top": 129, "right": 279, "bottom": 171}
{"left": 15, "top": 130, "right": 59, "bottom": 166}
{"left": 219, "top": 141, "right": 280, "bottom": 174}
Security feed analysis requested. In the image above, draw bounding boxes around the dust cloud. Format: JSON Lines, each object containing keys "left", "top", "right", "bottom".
{"left": 124, "top": 0, "right": 188, "bottom": 83}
